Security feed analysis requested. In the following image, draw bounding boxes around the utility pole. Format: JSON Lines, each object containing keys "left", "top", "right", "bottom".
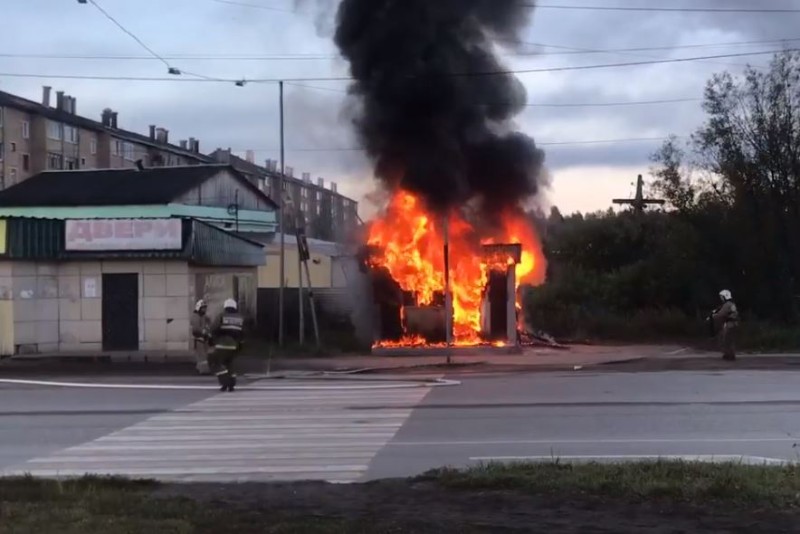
{"left": 278, "top": 81, "right": 286, "bottom": 346}
{"left": 612, "top": 174, "right": 665, "bottom": 214}
{"left": 297, "top": 209, "right": 305, "bottom": 345}
{"left": 443, "top": 215, "right": 452, "bottom": 364}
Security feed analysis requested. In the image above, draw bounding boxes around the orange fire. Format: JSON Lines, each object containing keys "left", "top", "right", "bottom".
{"left": 368, "top": 190, "right": 545, "bottom": 347}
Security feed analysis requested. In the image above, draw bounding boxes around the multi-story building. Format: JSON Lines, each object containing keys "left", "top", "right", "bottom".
{"left": 0, "top": 86, "right": 211, "bottom": 189}
{"left": 210, "top": 148, "right": 360, "bottom": 242}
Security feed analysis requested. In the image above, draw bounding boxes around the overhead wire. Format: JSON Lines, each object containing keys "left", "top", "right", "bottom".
{"left": 0, "top": 47, "right": 790, "bottom": 83}
{"left": 210, "top": 0, "right": 800, "bottom": 15}
{"left": 284, "top": 83, "right": 701, "bottom": 107}
{"left": 84, "top": 0, "right": 172, "bottom": 70}
{"left": 528, "top": 4, "right": 800, "bottom": 14}
{"left": 84, "top": 0, "right": 247, "bottom": 84}
{"left": 233, "top": 136, "right": 683, "bottom": 153}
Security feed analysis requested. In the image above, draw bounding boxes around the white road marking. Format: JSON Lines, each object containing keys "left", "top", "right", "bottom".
{"left": 0, "top": 378, "right": 459, "bottom": 390}
{"left": 2, "top": 385, "right": 432, "bottom": 483}
{"left": 665, "top": 348, "right": 689, "bottom": 355}
{"left": 468, "top": 454, "right": 790, "bottom": 465}
{"left": 391, "top": 437, "right": 800, "bottom": 446}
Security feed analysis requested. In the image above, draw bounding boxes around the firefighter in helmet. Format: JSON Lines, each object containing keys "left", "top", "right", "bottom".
{"left": 712, "top": 289, "right": 739, "bottom": 361}
{"left": 190, "top": 299, "right": 212, "bottom": 375}
{"left": 209, "top": 298, "right": 245, "bottom": 392}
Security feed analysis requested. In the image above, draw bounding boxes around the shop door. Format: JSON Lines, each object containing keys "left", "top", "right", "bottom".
{"left": 102, "top": 273, "right": 139, "bottom": 351}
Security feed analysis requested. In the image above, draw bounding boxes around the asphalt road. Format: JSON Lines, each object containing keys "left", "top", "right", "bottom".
{"left": 1, "top": 370, "right": 799, "bottom": 480}
{"left": 0, "top": 380, "right": 212, "bottom": 470}
{"left": 366, "top": 370, "right": 800, "bottom": 478}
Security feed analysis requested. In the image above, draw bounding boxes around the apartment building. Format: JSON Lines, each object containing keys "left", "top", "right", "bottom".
{"left": 210, "top": 148, "right": 360, "bottom": 242}
{"left": 0, "top": 86, "right": 211, "bottom": 189}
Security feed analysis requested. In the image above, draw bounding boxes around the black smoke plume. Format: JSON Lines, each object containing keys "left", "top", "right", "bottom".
{"left": 334, "top": 0, "right": 546, "bottom": 218}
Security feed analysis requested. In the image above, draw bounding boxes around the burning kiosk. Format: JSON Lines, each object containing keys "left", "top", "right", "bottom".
{"left": 366, "top": 193, "right": 535, "bottom": 355}
{"left": 369, "top": 241, "right": 524, "bottom": 354}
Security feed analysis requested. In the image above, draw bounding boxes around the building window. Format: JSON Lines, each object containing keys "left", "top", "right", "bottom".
{"left": 81, "top": 157, "right": 86, "bottom": 166}
{"left": 22, "top": 121, "right": 29, "bottom": 139}
{"left": 64, "top": 125, "right": 79, "bottom": 144}
{"left": 301, "top": 188, "right": 309, "bottom": 199}
{"left": 47, "top": 121, "right": 62, "bottom": 140}
{"left": 10, "top": 142, "right": 15, "bottom": 153}
{"left": 0, "top": 143, "right": 4, "bottom": 161}
{"left": 9, "top": 168, "right": 17, "bottom": 185}
{"left": 22, "top": 154, "right": 30, "bottom": 171}
{"left": 90, "top": 139, "right": 97, "bottom": 155}
{"left": 123, "top": 142, "right": 135, "bottom": 161}
{"left": 113, "top": 141, "right": 136, "bottom": 161}
{"left": 47, "top": 152, "right": 63, "bottom": 170}
{"left": 65, "top": 158, "right": 78, "bottom": 170}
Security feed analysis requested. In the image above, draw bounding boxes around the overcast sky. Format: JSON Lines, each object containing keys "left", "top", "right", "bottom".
{"left": 0, "top": 0, "right": 794, "bottom": 215}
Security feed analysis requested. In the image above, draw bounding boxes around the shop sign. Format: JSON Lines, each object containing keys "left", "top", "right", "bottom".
{"left": 65, "top": 219, "right": 182, "bottom": 251}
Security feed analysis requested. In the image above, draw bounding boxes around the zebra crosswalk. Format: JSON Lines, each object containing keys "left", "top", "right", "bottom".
{"left": 3, "top": 382, "right": 432, "bottom": 483}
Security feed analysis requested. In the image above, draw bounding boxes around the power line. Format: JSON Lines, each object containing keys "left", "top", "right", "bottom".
{"left": 0, "top": 48, "right": 791, "bottom": 83}
{"left": 514, "top": 37, "right": 800, "bottom": 56}
{"left": 214, "top": 0, "right": 800, "bottom": 15}
{"left": 211, "top": 0, "right": 299, "bottom": 13}
{"left": 85, "top": 0, "right": 171, "bottom": 70}
{"left": 285, "top": 83, "right": 700, "bottom": 107}
{"left": 237, "top": 136, "right": 679, "bottom": 153}
{"left": 3, "top": 37, "right": 798, "bottom": 62}
{"left": 530, "top": 4, "right": 800, "bottom": 13}
{"left": 532, "top": 98, "right": 700, "bottom": 108}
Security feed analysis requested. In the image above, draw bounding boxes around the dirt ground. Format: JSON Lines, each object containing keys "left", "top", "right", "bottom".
{"left": 157, "top": 479, "right": 800, "bottom": 533}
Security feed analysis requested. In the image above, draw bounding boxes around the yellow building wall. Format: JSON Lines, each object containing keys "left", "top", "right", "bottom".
{"left": 258, "top": 249, "right": 332, "bottom": 289}
{"left": 0, "top": 301, "right": 14, "bottom": 356}
{"left": 0, "top": 241, "right": 11, "bottom": 354}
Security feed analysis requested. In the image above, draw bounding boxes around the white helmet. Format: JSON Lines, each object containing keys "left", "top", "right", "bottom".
{"left": 194, "top": 299, "right": 207, "bottom": 312}
{"left": 719, "top": 289, "right": 732, "bottom": 301}
{"left": 223, "top": 298, "right": 238, "bottom": 311}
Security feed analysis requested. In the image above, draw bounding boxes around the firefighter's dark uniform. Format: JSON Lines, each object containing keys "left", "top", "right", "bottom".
{"left": 713, "top": 300, "right": 739, "bottom": 361}
{"left": 210, "top": 307, "right": 245, "bottom": 392}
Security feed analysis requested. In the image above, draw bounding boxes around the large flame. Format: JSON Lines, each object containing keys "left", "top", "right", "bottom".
{"left": 368, "top": 190, "right": 545, "bottom": 346}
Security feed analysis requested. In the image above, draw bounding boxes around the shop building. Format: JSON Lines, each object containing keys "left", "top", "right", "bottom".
{"left": 0, "top": 165, "right": 274, "bottom": 357}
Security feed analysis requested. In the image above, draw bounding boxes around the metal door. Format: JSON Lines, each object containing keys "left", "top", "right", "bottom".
{"left": 102, "top": 273, "right": 139, "bottom": 351}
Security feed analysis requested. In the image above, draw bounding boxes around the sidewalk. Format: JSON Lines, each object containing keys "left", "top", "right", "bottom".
{"left": 4, "top": 344, "right": 800, "bottom": 376}
{"left": 256, "top": 344, "right": 688, "bottom": 374}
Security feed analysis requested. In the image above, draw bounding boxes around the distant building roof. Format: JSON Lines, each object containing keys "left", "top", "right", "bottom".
{"left": 0, "top": 89, "right": 212, "bottom": 163}
{"left": 209, "top": 148, "right": 359, "bottom": 204}
{"left": 0, "top": 164, "right": 277, "bottom": 208}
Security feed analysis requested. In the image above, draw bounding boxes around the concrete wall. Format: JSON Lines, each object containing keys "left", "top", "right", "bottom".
{"left": 191, "top": 266, "right": 257, "bottom": 323}
{"left": 0, "top": 260, "right": 194, "bottom": 355}
{"left": 0, "top": 259, "right": 259, "bottom": 355}
{"left": 0, "top": 261, "right": 14, "bottom": 356}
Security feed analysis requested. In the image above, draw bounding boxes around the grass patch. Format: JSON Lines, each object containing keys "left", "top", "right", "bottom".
{"left": 0, "top": 476, "right": 364, "bottom": 534}
{"left": 426, "top": 460, "right": 800, "bottom": 508}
